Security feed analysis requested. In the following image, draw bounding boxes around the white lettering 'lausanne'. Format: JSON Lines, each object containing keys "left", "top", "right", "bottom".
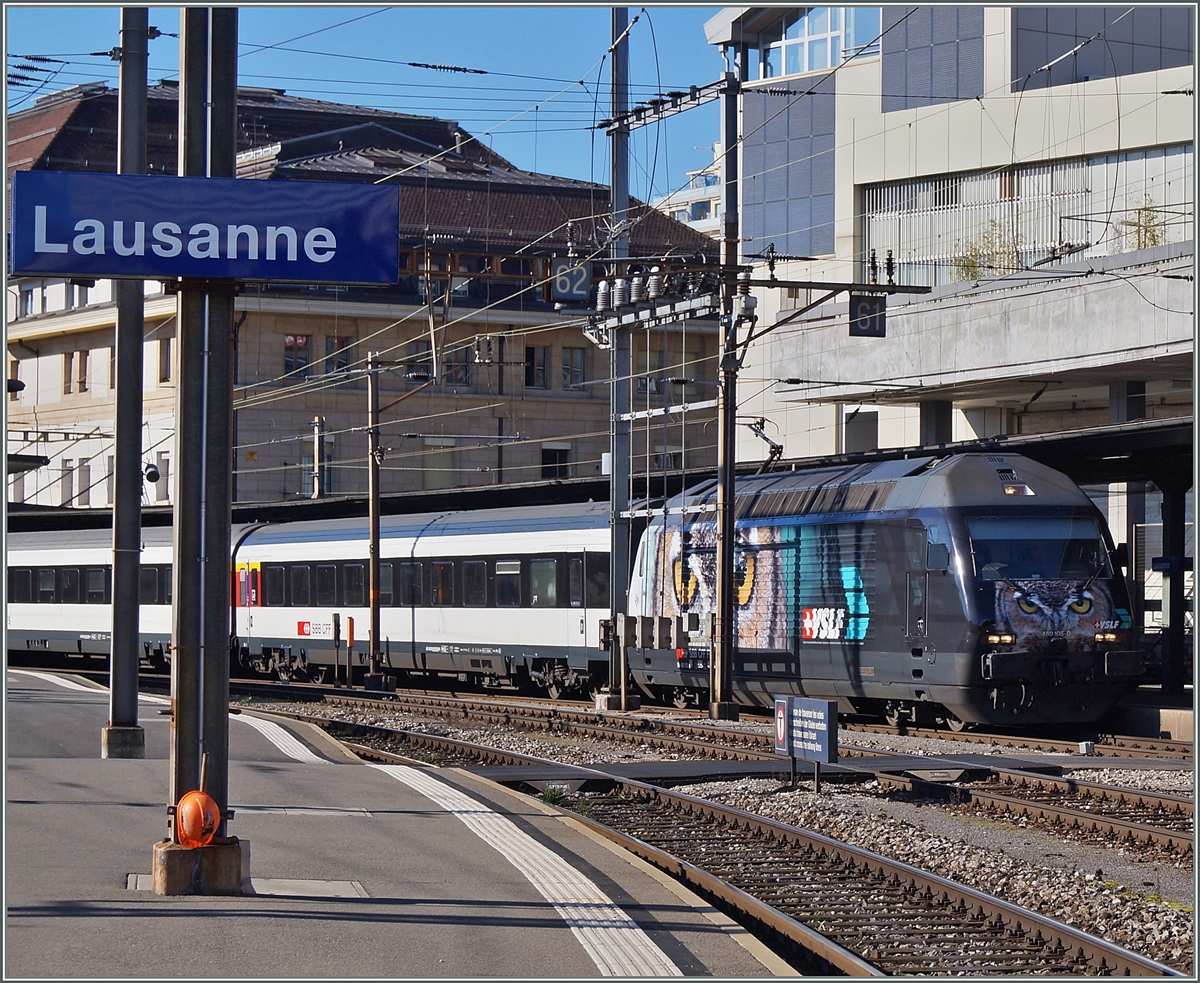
{"left": 33, "top": 205, "right": 336, "bottom": 264}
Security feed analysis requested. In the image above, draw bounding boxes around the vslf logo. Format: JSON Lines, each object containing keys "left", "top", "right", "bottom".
{"left": 802, "top": 607, "right": 846, "bottom": 640}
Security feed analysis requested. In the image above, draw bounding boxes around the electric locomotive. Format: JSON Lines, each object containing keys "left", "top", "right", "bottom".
{"left": 627, "top": 452, "right": 1142, "bottom": 727}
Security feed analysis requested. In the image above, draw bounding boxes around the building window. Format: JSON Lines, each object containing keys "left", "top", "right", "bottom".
{"left": 406, "top": 339, "right": 433, "bottom": 378}
{"left": 154, "top": 452, "right": 170, "bottom": 502}
{"left": 8, "top": 359, "right": 19, "bottom": 400}
{"left": 756, "top": 6, "right": 880, "bottom": 80}
{"left": 562, "top": 347, "right": 585, "bottom": 389}
{"left": 541, "top": 447, "right": 569, "bottom": 479}
{"left": 423, "top": 440, "right": 455, "bottom": 490}
{"left": 690, "top": 201, "right": 712, "bottom": 221}
{"left": 300, "top": 434, "right": 333, "bottom": 497}
{"left": 63, "top": 352, "right": 75, "bottom": 394}
{"left": 325, "top": 335, "right": 354, "bottom": 374}
{"left": 672, "top": 208, "right": 689, "bottom": 222}
{"left": 70, "top": 282, "right": 89, "bottom": 308}
{"left": 76, "top": 350, "right": 89, "bottom": 392}
{"left": 61, "top": 459, "right": 74, "bottom": 506}
{"left": 18, "top": 285, "right": 35, "bottom": 318}
{"left": 525, "top": 346, "right": 547, "bottom": 388}
{"left": 106, "top": 456, "right": 115, "bottom": 504}
{"left": 159, "top": 337, "right": 172, "bottom": 383}
{"left": 108, "top": 346, "right": 116, "bottom": 389}
{"left": 443, "top": 346, "right": 472, "bottom": 386}
{"left": 284, "top": 334, "right": 309, "bottom": 379}
{"left": 77, "top": 459, "right": 91, "bottom": 507}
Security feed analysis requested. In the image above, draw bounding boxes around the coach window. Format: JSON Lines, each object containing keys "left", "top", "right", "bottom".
{"left": 379, "top": 563, "right": 393, "bottom": 606}
{"left": 60, "top": 568, "right": 81, "bottom": 604}
{"left": 530, "top": 559, "right": 557, "bottom": 607}
{"left": 264, "top": 566, "right": 286, "bottom": 607}
{"left": 495, "top": 560, "right": 520, "bottom": 606}
{"left": 585, "top": 553, "right": 609, "bottom": 609}
{"left": 397, "top": 561, "right": 422, "bottom": 606}
{"left": 431, "top": 561, "right": 454, "bottom": 606}
{"left": 463, "top": 560, "right": 487, "bottom": 606}
{"left": 344, "top": 564, "right": 365, "bottom": 607}
{"left": 160, "top": 566, "right": 173, "bottom": 605}
{"left": 291, "top": 565, "right": 311, "bottom": 606}
{"left": 139, "top": 566, "right": 158, "bottom": 604}
{"left": 316, "top": 564, "right": 337, "bottom": 606}
{"left": 568, "top": 558, "right": 584, "bottom": 608}
{"left": 85, "top": 568, "right": 107, "bottom": 604}
{"left": 37, "top": 569, "right": 56, "bottom": 603}
{"left": 10, "top": 568, "right": 32, "bottom": 603}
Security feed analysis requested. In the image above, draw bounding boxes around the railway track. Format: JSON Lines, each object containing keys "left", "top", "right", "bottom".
{"left": 247, "top": 705, "right": 1182, "bottom": 977}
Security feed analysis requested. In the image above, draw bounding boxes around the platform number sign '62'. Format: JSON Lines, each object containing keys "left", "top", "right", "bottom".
{"left": 552, "top": 257, "right": 591, "bottom": 302}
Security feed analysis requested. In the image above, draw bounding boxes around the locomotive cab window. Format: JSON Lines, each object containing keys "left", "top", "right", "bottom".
{"left": 463, "top": 560, "right": 486, "bottom": 606}
{"left": 495, "top": 561, "right": 520, "bottom": 606}
{"left": 530, "top": 559, "right": 556, "bottom": 607}
{"left": 968, "top": 517, "right": 1112, "bottom": 581}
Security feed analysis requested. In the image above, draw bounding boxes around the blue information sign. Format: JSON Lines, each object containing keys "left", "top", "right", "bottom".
{"left": 11, "top": 171, "right": 399, "bottom": 285}
{"left": 848, "top": 292, "right": 886, "bottom": 337}
{"left": 773, "top": 696, "right": 838, "bottom": 764}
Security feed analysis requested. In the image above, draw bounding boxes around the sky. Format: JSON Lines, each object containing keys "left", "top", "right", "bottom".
{"left": 5, "top": 4, "right": 725, "bottom": 202}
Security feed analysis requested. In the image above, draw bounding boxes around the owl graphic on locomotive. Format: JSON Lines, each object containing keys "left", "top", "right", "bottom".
{"left": 627, "top": 453, "right": 1140, "bottom": 728}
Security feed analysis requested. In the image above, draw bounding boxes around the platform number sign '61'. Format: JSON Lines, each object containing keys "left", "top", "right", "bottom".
{"left": 552, "top": 257, "right": 592, "bottom": 302}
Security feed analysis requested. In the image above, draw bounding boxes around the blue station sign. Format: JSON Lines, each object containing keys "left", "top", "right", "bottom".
{"left": 773, "top": 696, "right": 838, "bottom": 764}
{"left": 11, "top": 171, "right": 399, "bottom": 285}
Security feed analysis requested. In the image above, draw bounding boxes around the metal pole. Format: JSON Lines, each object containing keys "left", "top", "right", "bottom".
{"left": 609, "top": 7, "right": 633, "bottom": 711}
{"left": 202, "top": 4, "right": 238, "bottom": 838}
{"left": 105, "top": 5, "right": 149, "bottom": 759}
{"left": 169, "top": 6, "right": 209, "bottom": 818}
{"left": 368, "top": 352, "right": 382, "bottom": 679}
{"left": 710, "top": 56, "right": 741, "bottom": 721}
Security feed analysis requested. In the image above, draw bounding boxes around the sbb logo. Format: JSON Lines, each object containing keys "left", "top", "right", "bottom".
{"left": 297, "top": 621, "right": 312, "bottom": 636}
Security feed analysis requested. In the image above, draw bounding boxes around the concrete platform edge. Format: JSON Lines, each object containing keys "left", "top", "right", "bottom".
{"left": 449, "top": 767, "right": 799, "bottom": 977}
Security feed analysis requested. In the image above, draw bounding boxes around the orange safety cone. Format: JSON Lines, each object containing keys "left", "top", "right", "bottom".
{"left": 176, "top": 752, "right": 219, "bottom": 848}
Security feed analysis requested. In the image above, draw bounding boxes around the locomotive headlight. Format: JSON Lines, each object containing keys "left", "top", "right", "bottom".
{"left": 986, "top": 632, "right": 1015, "bottom": 646}
{"left": 1094, "top": 631, "right": 1118, "bottom": 643}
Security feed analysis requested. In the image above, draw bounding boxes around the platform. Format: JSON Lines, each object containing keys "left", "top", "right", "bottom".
{"left": 5, "top": 670, "right": 790, "bottom": 979}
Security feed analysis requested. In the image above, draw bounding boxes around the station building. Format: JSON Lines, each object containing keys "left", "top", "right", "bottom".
{"left": 6, "top": 82, "right": 718, "bottom": 508}
{"left": 702, "top": 5, "right": 1194, "bottom": 634}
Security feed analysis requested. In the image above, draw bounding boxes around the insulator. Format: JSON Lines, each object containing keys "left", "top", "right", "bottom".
{"left": 630, "top": 276, "right": 645, "bottom": 303}
{"left": 595, "top": 280, "right": 611, "bottom": 312}
{"left": 885, "top": 248, "right": 896, "bottom": 285}
{"left": 613, "top": 278, "right": 629, "bottom": 307}
{"left": 737, "top": 270, "right": 752, "bottom": 295}
{"left": 868, "top": 248, "right": 879, "bottom": 285}
{"left": 646, "top": 267, "right": 662, "bottom": 299}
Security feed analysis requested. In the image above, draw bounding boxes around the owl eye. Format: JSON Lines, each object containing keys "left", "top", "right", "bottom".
{"left": 1016, "top": 597, "right": 1040, "bottom": 615}
{"left": 734, "top": 553, "right": 756, "bottom": 606}
{"left": 673, "top": 558, "right": 698, "bottom": 607}
{"left": 1069, "top": 597, "right": 1093, "bottom": 614}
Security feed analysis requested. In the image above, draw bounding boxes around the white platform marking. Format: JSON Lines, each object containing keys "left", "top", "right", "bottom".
{"left": 8, "top": 669, "right": 102, "bottom": 692}
{"left": 236, "top": 713, "right": 326, "bottom": 764}
{"left": 370, "top": 763, "right": 682, "bottom": 977}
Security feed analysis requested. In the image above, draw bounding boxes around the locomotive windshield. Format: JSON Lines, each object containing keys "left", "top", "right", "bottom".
{"left": 967, "top": 516, "right": 1112, "bottom": 581}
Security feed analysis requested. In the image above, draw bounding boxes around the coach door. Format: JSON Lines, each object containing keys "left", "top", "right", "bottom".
{"left": 567, "top": 556, "right": 586, "bottom": 661}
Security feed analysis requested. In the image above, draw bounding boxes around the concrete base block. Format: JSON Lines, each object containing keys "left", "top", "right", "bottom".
{"left": 101, "top": 725, "right": 145, "bottom": 759}
{"left": 708, "top": 701, "right": 740, "bottom": 721}
{"left": 1111, "top": 704, "right": 1195, "bottom": 741}
{"left": 364, "top": 674, "right": 396, "bottom": 692}
{"left": 595, "top": 693, "right": 641, "bottom": 711}
{"left": 152, "top": 837, "right": 247, "bottom": 896}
